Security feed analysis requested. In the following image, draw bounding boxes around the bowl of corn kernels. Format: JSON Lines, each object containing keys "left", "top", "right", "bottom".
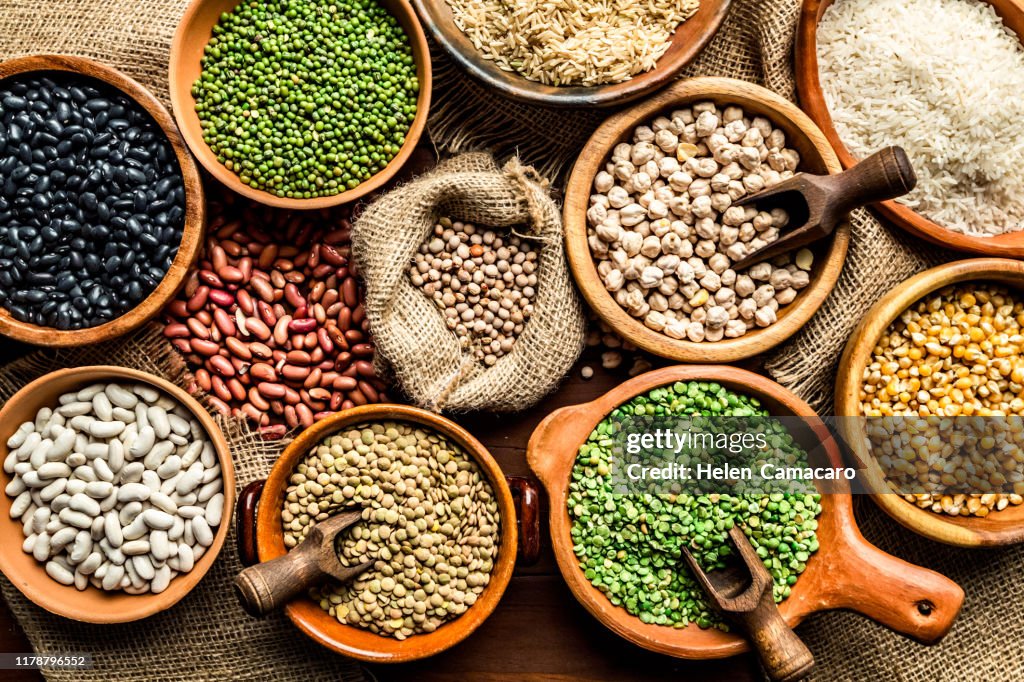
{"left": 836, "top": 258, "right": 1024, "bottom": 547}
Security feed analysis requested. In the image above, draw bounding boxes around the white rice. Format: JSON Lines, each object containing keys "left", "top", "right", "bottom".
{"left": 817, "top": 0, "right": 1024, "bottom": 236}
{"left": 445, "top": 0, "right": 700, "bottom": 87}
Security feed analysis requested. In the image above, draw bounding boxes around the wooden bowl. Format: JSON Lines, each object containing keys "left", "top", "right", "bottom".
{"left": 239, "top": 403, "right": 532, "bottom": 662}
{"left": 170, "top": 0, "right": 432, "bottom": 210}
{"left": 835, "top": 258, "right": 1024, "bottom": 546}
{"left": 528, "top": 365, "right": 964, "bottom": 659}
{"left": 0, "top": 366, "right": 235, "bottom": 623}
{"left": 796, "top": 0, "right": 1024, "bottom": 257}
{"left": 411, "top": 0, "right": 732, "bottom": 108}
{"left": 564, "top": 77, "right": 849, "bottom": 363}
{"left": 0, "top": 55, "right": 205, "bottom": 347}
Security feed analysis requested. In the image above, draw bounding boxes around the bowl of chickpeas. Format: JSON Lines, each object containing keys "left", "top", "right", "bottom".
{"left": 836, "top": 258, "right": 1024, "bottom": 547}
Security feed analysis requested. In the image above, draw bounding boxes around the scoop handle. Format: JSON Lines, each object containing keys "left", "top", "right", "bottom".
{"left": 733, "top": 595, "right": 815, "bottom": 682}
{"left": 825, "top": 146, "right": 917, "bottom": 215}
{"left": 234, "top": 540, "right": 324, "bottom": 617}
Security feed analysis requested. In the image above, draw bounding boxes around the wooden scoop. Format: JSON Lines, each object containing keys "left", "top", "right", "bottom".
{"left": 730, "top": 146, "right": 916, "bottom": 270}
{"left": 680, "top": 525, "right": 814, "bottom": 682}
{"left": 234, "top": 508, "right": 373, "bottom": 617}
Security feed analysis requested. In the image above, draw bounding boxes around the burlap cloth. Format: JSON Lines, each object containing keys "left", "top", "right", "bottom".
{"left": 353, "top": 153, "right": 586, "bottom": 413}
{"left": 0, "top": 0, "right": 1018, "bottom": 679}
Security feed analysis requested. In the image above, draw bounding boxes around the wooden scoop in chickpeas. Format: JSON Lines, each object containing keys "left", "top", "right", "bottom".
{"left": 730, "top": 146, "right": 916, "bottom": 269}
{"left": 234, "top": 509, "right": 372, "bottom": 617}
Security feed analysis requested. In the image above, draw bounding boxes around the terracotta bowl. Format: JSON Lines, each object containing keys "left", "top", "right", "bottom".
{"left": 796, "top": 0, "right": 1024, "bottom": 257}
{"left": 411, "top": 0, "right": 732, "bottom": 108}
{"left": 0, "top": 55, "right": 205, "bottom": 347}
{"left": 0, "top": 366, "right": 235, "bottom": 623}
{"left": 835, "top": 258, "right": 1024, "bottom": 546}
{"left": 564, "top": 77, "right": 849, "bottom": 363}
{"left": 528, "top": 365, "right": 963, "bottom": 659}
{"left": 169, "top": 0, "right": 432, "bottom": 210}
{"left": 237, "top": 403, "right": 538, "bottom": 662}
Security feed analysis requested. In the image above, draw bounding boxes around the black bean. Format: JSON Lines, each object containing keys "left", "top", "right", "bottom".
{"left": 2, "top": 96, "right": 27, "bottom": 110}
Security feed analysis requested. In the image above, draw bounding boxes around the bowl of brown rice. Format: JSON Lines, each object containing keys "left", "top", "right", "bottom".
{"left": 411, "top": 0, "right": 733, "bottom": 107}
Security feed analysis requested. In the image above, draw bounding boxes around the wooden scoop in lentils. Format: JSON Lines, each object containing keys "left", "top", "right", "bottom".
{"left": 283, "top": 422, "right": 500, "bottom": 639}
{"left": 861, "top": 284, "right": 1024, "bottom": 516}
{"left": 409, "top": 217, "right": 538, "bottom": 365}
{"left": 163, "top": 192, "right": 387, "bottom": 435}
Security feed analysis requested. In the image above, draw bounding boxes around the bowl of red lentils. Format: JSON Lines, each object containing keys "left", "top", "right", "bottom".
{"left": 836, "top": 258, "right": 1024, "bottom": 547}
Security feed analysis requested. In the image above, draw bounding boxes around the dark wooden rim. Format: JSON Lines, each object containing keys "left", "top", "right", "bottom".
{"left": 0, "top": 54, "right": 206, "bottom": 347}
{"left": 795, "top": 0, "right": 1024, "bottom": 257}
{"left": 169, "top": 0, "right": 432, "bottom": 209}
{"left": 411, "top": 0, "right": 733, "bottom": 108}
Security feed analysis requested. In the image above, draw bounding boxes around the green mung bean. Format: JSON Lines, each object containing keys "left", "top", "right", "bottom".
{"left": 192, "top": 0, "right": 419, "bottom": 198}
{"left": 568, "top": 381, "right": 822, "bottom": 630}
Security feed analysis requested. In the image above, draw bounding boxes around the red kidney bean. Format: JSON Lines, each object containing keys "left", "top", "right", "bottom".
{"left": 258, "top": 244, "right": 279, "bottom": 270}
{"left": 351, "top": 343, "right": 374, "bottom": 358}
{"left": 250, "top": 363, "right": 277, "bottom": 382}
{"left": 342, "top": 277, "right": 358, "bottom": 308}
{"left": 245, "top": 318, "right": 271, "bottom": 340}
{"left": 213, "top": 309, "right": 236, "bottom": 336}
{"left": 208, "top": 289, "right": 234, "bottom": 307}
{"left": 251, "top": 277, "right": 275, "bottom": 303}
{"left": 226, "top": 378, "right": 248, "bottom": 402}
{"left": 273, "top": 315, "right": 292, "bottom": 346}
{"left": 187, "top": 286, "right": 210, "bottom": 313}
{"left": 333, "top": 376, "right": 357, "bottom": 391}
{"left": 304, "top": 368, "right": 323, "bottom": 390}
{"left": 286, "top": 350, "right": 312, "bottom": 366}
{"left": 317, "top": 328, "right": 334, "bottom": 353}
{"left": 194, "top": 369, "right": 213, "bottom": 391}
{"left": 171, "top": 339, "right": 192, "bottom": 354}
{"left": 191, "top": 338, "right": 220, "bottom": 356}
{"left": 211, "top": 246, "right": 228, "bottom": 271}
{"left": 242, "top": 404, "right": 268, "bottom": 426}
{"left": 257, "top": 382, "right": 286, "bottom": 399}
{"left": 248, "top": 387, "right": 271, "bottom": 411}
{"left": 260, "top": 424, "right": 288, "bottom": 439}
{"left": 236, "top": 289, "right": 255, "bottom": 315}
{"left": 209, "top": 356, "right": 236, "bottom": 377}
{"left": 344, "top": 329, "right": 363, "bottom": 343}
{"left": 308, "top": 387, "right": 331, "bottom": 401}
{"left": 284, "top": 406, "right": 299, "bottom": 429}
{"left": 357, "top": 380, "right": 379, "bottom": 403}
{"left": 282, "top": 365, "right": 310, "bottom": 382}
{"left": 330, "top": 393, "right": 344, "bottom": 410}
{"left": 220, "top": 265, "right": 245, "bottom": 283}
{"left": 163, "top": 323, "right": 189, "bottom": 338}
{"left": 354, "top": 360, "right": 376, "bottom": 378}
{"left": 211, "top": 376, "right": 232, "bottom": 403}
{"left": 207, "top": 396, "right": 231, "bottom": 415}
{"left": 195, "top": 310, "right": 213, "bottom": 326}
{"left": 295, "top": 404, "right": 314, "bottom": 428}
{"left": 257, "top": 301, "right": 277, "bottom": 327}
{"left": 199, "top": 270, "right": 224, "bottom": 288}
{"left": 249, "top": 342, "right": 272, "bottom": 360}
{"left": 349, "top": 389, "right": 367, "bottom": 406}
{"left": 283, "top": 283, "right": 304, "bottom": 308}
{"left": 288, "top": 317, "right": 317, "bottom": 333}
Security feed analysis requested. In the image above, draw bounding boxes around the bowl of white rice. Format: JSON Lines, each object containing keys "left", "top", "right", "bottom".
{"left": 797, "top": 0, "right": 1024, "bottom": 257}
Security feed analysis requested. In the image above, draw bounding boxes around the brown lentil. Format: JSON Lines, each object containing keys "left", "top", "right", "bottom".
{"left": 163, "top": 193, "right": 388, "bottom": 436}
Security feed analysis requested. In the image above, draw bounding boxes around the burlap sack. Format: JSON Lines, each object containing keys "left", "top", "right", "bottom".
{"left": 0, "top": 326, "right": 367, "bottom": 682}
{"left": 352, "top": 153, "right": 586, "bottom": 413}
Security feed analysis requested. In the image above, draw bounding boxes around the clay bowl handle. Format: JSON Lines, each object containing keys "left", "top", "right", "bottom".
{"left": 823, "top": 533, "right": 964, "bottom": 644}
{"left": 236, "top": 479, "right": 266, "bottom": 567}
{"left": 507, "top": 476, "right": 541, "bottom": 566}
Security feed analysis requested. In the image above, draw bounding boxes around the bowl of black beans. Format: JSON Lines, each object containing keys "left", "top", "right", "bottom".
{"left": 0, "top": 54, "right": 205, "bottom": 346}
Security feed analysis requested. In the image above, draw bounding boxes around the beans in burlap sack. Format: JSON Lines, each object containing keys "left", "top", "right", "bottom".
{"left": 352, "top": 152, "right": 586, "bottom": 412}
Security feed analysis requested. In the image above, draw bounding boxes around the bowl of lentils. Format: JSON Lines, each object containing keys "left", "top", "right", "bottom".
{"left": 243, "top": 403, "right": 525, "bottom": 661}
{"left": 170, "top": 0, "right": 431, "bottom": 209}
{"left": 0, "top": 55, "right": 205, "bottom": 346}
{"left": 564, "top": 77, "right": 849, "bottom": 363}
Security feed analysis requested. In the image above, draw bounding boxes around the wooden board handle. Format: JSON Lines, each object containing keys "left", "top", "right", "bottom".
{"left": 507, "top": 476, "right": 541, "bottom": 566}
{"left": 234, "top": 539, "right": 324, "bottom": 617}
{"left": 823, "top": 533, "right": 964, "bottom": 644}
{"left": 735, "top": 595, "right": 815, "bottom": 682}
{"left": 236, "top": 479, "right": 265, "bottom": 567}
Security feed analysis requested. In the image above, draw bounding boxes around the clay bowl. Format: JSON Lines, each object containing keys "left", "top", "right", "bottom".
{"left": 564, "top": 77, "right": 849, "bottom": 363}
{"left": 0, "top": 366, "right": 235, "bottom": 623}
{"left": 236, "top": 403, "right": 538, "bottom": 662}
{"left": 528, "top": 365, "right": 964, "bottom": 659}
{"left": 411, "top": 0, "right": 732, "bottom": 108}
{"left": 0, "top": 55, "right": 205, "bottom": 347}
{"left": 796, "top": 0, "right": 1024, "bottom": 257}
{"left": 170, "top": 0, "right": 432, "bottom": 210}
{"left": 836, "top": 258, "right": 1024, "bottom": 546}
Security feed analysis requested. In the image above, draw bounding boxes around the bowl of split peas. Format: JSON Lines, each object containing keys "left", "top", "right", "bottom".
{"left": 836, "top": 258, "right": 1024, "bottom": 547}
{"left": 169, "top": 0, "right": 432, "bottom": 209}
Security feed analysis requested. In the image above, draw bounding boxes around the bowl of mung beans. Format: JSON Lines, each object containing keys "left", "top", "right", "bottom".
{"left": 564, "top": 77, "right": 849, "bottom": 363}
{"left": 836, "top": 258, "right": 1024, "bottom": 546}
{"left": 169, "top": 0, "right": 431, "bottom": 209}
{"left": 236, "top": 403, "right": 537, "bottom": 661}
{"left": 528, "top": 365, "right": 964, "bottom": 658}
{"left": 0, "top": 55, "right": 205, "bottom": 346}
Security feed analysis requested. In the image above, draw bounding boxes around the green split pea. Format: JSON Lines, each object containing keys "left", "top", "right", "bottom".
{"left": 568, "top": 381, "right": 822, "bottom": 631}
{"left": 192, "top": 0, "right": 418, "bottom": 198}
